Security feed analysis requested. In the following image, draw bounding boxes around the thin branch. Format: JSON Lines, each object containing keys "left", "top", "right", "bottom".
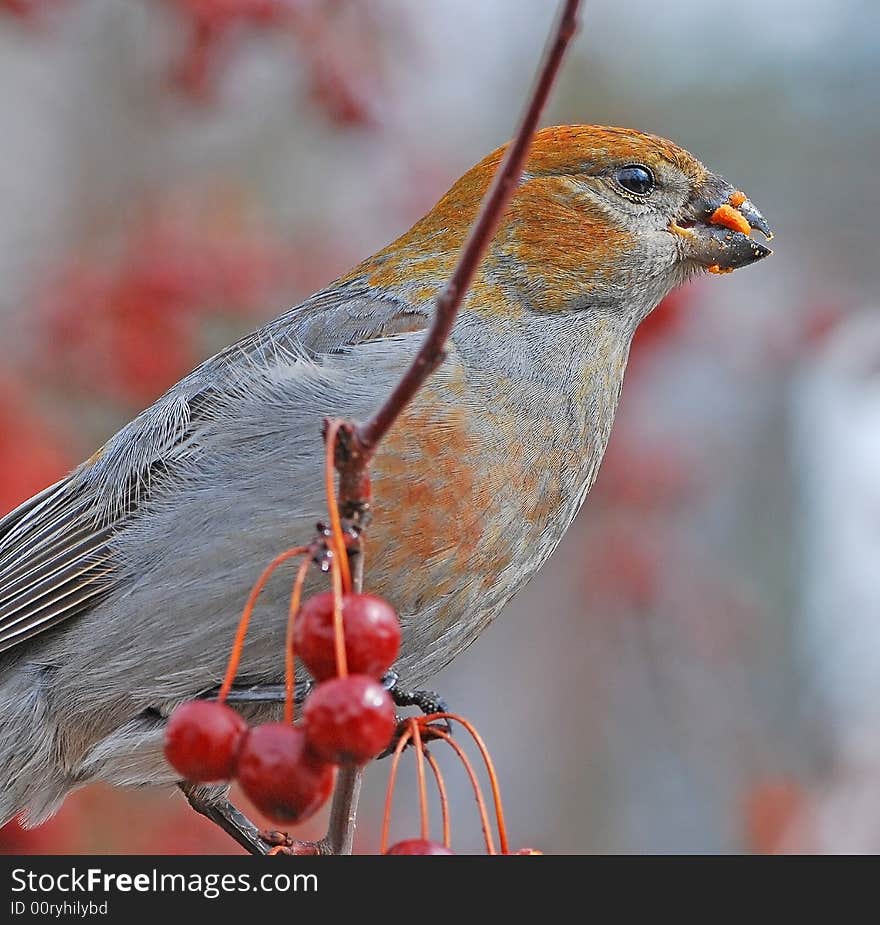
{"left": 345, "top": 0, "right": 581, "bottom": 472}
{"left": 321, "top": 764, "right": 363, "bottom": 856}
{"left": 320, "top": 489, "right": 366, "bottom": 854}
{"left": 318, "top": 0, "right": 581, "bottom": 857}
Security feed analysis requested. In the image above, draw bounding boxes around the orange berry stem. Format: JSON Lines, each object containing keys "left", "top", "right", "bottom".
{"left": 379, "top": 723, "right": 415, "bottom": 854}
{"left": 411, "top": 719, "right": 430, "bottom": 842}
{"left": 218, "top": 545, "right": 308, "bottom": 703}
{"left": 283, "top": 557, "right": 312, "bottom": 726}
{"left": 324, "top": 419, "right": 352, "bottom": 594}
{"left": 431, "top": 711, "right": 509, "bottom": 854}
{"left": 329, "top": 553, "right": 348, "bottom": 679}
{"left": 424, "top": 748, "right": 451, "bottom": 849}
{"left": 426, "top": 725, "right": 496, "bottom": 855}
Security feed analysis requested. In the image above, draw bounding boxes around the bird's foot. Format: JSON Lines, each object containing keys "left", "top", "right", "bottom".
{"left": 379, "top": 671, "right": 452, "bottom": 758}
{"left": 381, "top": 669, "right": 449, "bottom": 716}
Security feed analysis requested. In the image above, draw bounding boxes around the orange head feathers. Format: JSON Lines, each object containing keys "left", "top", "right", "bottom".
{"left": 348, "top": 124, "right": 772, "bottom": 320}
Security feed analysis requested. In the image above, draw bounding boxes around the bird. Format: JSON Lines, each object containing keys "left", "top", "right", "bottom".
{"left": 0, "top": 124, "right": 772, "bottom": 845}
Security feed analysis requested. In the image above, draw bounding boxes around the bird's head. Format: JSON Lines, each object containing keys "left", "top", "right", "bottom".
{"left": 357, "top": 125, "right": 772, "bottom": 326}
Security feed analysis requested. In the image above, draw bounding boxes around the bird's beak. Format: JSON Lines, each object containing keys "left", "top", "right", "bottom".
{"left": 669, "top": 174, "right": 773, "bottom": 274}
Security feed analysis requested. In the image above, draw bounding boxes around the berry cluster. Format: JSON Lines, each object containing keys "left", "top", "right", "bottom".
{"left": 165, "top": 591, "right": 400, "bottom": 826}
{"left": 161, "top": 432, "right": 522, "bottom": 855}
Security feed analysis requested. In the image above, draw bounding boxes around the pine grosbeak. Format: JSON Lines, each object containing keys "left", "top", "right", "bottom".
{"left": 0, "top": 125, "right": 771, "bottom": 827}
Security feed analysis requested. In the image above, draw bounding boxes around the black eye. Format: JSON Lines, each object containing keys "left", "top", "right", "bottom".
{"left": 615, "top": 164, "right": 654, "bottom": 196}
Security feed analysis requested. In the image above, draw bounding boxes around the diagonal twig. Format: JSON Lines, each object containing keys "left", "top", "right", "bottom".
{"left": 317, "top": 0, "right": 582, "bottom": 856}
{"left": 332, "top": 0, "right": 582, "bottom": 515}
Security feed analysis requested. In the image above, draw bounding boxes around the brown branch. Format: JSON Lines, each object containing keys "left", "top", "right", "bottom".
{"left": 320, "top": 764, "right": 363, "bottom": 855}
{"left": 319, "top": 523, "right": 366, "bottom": 856}
{"left": 333, "top": 0, "right": 581, "bottom": 512}
{"left": 312, "top": 0, "right": 581, "bottom": 857}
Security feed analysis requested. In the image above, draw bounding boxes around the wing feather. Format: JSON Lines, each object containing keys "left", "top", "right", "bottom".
{"left": 0, "top": 477, "right": 116, "bottom": 654}
{"left": 0, "top": 288, "right": 428, "bottom": 658}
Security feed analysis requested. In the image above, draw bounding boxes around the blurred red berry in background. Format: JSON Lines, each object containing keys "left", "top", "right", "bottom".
{"left": 743, "top": 778, "right": 808, "bottom": 855}
{"left": 0, "top": 0, "right": 68, "bottom": 27}
{"left": 33, "top": 197, "right": 298, "bottom": 407}
{"left": 630, "top": 287, "right": 694, "bottom": 361}
{"left": 164, "top": 0, "right": 384, "bottom": 125}
{"left": 0, "top": 375, "right": 70, "bottom": 514}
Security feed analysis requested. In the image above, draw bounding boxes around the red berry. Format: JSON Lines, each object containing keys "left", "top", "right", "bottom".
{"left": 303, "top": 675, "right": 396, "bottom": 765}
{"left": 385, "top": 839, "right": 454, "bottom": 855}
{"left": 163, "top": 700, "right": 246, "bottom": 783}
{"left": 295, "top": 592, "right": 400, "bottom": 681}
{"left": 236, "top": 723, "right": 334, "bottom": 825}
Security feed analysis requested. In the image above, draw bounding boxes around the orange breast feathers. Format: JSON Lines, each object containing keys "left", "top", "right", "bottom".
{"left": 366, "top": 366, "right": 571, "bottom": 611}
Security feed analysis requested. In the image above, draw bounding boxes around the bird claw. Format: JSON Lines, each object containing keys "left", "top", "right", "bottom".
{"left": 377, "top": 671, "right": 452, "bottom": 758}
{"left": 381, "top": 670, "right": 449, "bottom": 717}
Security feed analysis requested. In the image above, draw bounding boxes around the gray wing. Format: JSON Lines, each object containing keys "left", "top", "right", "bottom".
{"left": 0, "top": 480, "right": 116, "bottom": 653}
{"left": 0, "top": 286, "right": 429, "bottom": 656}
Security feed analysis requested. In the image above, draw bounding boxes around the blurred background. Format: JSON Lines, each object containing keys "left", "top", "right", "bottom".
{"left": 0, "top": 0, "right": 878, "bottom": 854}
